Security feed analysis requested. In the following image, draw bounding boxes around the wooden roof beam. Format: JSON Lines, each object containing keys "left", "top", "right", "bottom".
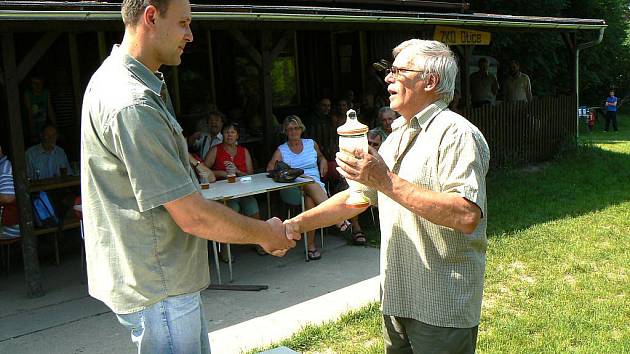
{"left": 17, "top": 31, "right": 60, "bottom": 82}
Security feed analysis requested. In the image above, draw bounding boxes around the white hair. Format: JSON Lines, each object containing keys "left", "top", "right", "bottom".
{"left": 378, "top": 106, "right": 395, "bottom": 117}
{"left": 393, "top": 39, "right": 458, "bottom": 104}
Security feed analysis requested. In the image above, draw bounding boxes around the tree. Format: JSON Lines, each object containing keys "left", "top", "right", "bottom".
{"left": 469, "top": 0, "right": 630, "bottom": 104}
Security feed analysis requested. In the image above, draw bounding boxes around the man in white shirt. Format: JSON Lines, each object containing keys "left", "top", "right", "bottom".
{"left": 193, "top": 110, "right": 224, "bottom": 160}
{"left": 502, "top": 59, "right": 532, "bottom": 103}
{"left": 26, "top": 125, "right": 72, "bottom": 180}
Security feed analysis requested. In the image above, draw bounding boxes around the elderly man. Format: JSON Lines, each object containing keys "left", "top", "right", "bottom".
{"left": 503, "top": 59, "right": 532, "bottom": 103}
{"left": 286, "top": 39, "right": 490, "bottom": 353}
{"left": 373, "top": 106, "right": 396, "bottom": 140}
{"left": 192, "top": 109, "right": 225, "bottom": 160}
{"left": 26, "top": 125, "right": 72, "bottom": 180}
{"left": 81, "top": 0, "right": 297, "bottom": 352}
{"left": 367, "top": 129, "right": 383, "bottom": 150}
{"left": 470, "top": 57, "right": 499, "bottom": 108}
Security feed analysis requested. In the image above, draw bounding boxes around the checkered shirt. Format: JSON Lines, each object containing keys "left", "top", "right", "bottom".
{"left": 365, "top": 100, "right": 490, "bottom": 328}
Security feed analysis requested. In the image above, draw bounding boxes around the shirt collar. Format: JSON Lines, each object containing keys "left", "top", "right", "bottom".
{"left": 110, "top": 45, "right": 165, "bottom": 97}
{"left": 37, "top": 144, "right": 57, "bottom": 154}
{"left": 391, "top": 100, "right": 448, "bottom": 132}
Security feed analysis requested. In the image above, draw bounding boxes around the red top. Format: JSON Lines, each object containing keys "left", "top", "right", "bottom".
{"left": 212, "top": 144, "right": 248, "bottom": 172}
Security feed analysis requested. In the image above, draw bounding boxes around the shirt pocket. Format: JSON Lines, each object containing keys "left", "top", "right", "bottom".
{"left": 398, "top": 146, "right": 436, "bottom": 190}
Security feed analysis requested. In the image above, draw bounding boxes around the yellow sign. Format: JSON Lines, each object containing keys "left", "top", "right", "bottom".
{"left": 434, "top": 26, "right": 491, "bottom": 45}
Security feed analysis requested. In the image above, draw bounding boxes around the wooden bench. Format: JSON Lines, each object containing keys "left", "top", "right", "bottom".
{"left": 33, "top": 212, "right": 81, "bottom": 265}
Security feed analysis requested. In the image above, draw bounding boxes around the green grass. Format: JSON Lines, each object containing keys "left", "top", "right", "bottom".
{"left": 252, "top": 114, "right": 630, "bottom": 354}
{"left": 246, "top": 303, "right": 384, "bottom": 354}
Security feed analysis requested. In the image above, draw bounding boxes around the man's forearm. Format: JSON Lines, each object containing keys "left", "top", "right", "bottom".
{"left": 195, "top": 201, "right": 271, "bottom": 244}
{"left": 379, "top": 171, "right": 480, "bottom": 234}
{"left": 291, "top": 191, "right": 365, "bottom": 233}
{"left": 166, "top": 192, "right": 272, "bottom": 244}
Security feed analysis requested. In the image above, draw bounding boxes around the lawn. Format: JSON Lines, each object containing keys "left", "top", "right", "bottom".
{"left": 252, "top": 113, "right": 630, "bottom": 354}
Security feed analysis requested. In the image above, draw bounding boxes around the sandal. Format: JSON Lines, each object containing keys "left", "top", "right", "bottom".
{"left": 307, "top": 248, "right": 322, "bottom": 260}
{"left": 336, "top": 220, "right": 351, "bottom": 233}
{"left": 351, "top": 231, "right": 367, "bottom": 246}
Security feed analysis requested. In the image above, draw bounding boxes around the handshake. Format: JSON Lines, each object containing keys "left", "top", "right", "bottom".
{"left": 259, "top": 217, "right": 302, "bottom": 257}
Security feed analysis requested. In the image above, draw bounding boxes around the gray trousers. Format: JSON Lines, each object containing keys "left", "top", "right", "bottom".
{"left": 383, "top": 315, "right": 478, "bottom": 354}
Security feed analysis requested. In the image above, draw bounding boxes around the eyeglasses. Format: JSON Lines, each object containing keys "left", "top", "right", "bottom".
{"left": 385, "top": 66, "right": 426, "bottom": 79}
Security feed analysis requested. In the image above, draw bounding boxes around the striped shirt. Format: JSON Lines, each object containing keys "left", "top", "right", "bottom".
{"left": 364, "top": 100, "right": 490, "bottom": 328}
{"left": 193, "top": 132, "right": 222, "bottom": 160}
{"left": 0, "top": 155, "right": 20, "bottom": 238}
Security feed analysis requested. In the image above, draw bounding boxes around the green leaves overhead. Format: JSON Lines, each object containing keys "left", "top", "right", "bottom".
{"left": 469, "top": 0, "right": 630, "bottom": 103}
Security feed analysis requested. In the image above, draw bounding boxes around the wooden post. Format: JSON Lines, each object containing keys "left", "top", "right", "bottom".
{"left": 561, "top": 32, "right": 578, "bottom": 138}
{"left": 561, "top": 32, "right": 577, "bottom": 96}
{"left": 2, "top": 33, "right": 44, "bottom": 297}
{"left": 97, "top": 32, "right": 107, "bottom": 62}
{"left": 359, "top": 31, "right": 368, "bottom": 97}
{"left": 68, "top": 33, "right": 82, "bottom": 124}
{"left": 261, "top": 31, "right": 274, "bottom": 152}
{"left": 454, "top": 45, "right": 474, "bottom": 108}
{"left": 171, "top": 66, "right": 181, "bottom": 116}
{"left": 229, "top": 29, "right": 289, "bottom": 156}
{"left": 206, "top": 30, "right": 216, "bottom": 104}
{"left": 330, "top": 32, "right": 339, "bottom": 96}
{"left": 16, "top": 32, "right": 60, "bottom": 82}
{"left": 462, "top": 45, "right": 474, "bottom": 108}
{"left": 228, "top": 30, "right": 262, "bottom": 68}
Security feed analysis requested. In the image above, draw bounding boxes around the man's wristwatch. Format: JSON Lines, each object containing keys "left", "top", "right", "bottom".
{"left": 193, "top": 161, "right": 201, "bottom": 168}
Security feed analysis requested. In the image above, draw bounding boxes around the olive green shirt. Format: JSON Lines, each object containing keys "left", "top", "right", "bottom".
{"left": 80, "top": 46, "right": 209, "bottom": 314}
{"left": 365, "top": 100, "right": 490, "bottom": 328}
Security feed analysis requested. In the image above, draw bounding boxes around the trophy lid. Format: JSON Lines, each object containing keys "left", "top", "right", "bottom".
{"left": 337, "top": 109, "right": 368, "bottom": 136}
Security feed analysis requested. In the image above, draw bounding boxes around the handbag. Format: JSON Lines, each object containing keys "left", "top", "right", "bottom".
{"left": 267, "top": 160, "right": 304, "bottom": 183}
{"left": 32, "top": 191, "right": 59, "bottom": 228}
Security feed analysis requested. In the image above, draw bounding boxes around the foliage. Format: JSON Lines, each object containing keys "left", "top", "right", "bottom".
{"left": 469, "top": 0, "right": 630, "bottom": 105}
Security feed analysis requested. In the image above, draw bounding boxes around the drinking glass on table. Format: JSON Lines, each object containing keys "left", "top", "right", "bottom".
{"left": 198, "top": 170, "right": 211, "bottom": 189}
{"left": 226, "top": 163, "right": 237, "bottom": 183}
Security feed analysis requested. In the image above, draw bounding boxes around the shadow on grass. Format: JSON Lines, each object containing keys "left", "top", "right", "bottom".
{"left": 487, "top": 122, "right": 630, "bottom": 237}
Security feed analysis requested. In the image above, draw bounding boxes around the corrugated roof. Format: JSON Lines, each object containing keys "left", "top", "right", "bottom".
{"left": 0, "top": 1, "right": 471, "bottom": 12}
{"left": 0, "top": 1, "right": 606, "bottom": 31}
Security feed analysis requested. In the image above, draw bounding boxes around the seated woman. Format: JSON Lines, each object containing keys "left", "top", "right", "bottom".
{"left": 204, "top": 122, "right": 264, "bottom": 256}
{"left": 266, "top": 115, "right": 349, "bottom": 261}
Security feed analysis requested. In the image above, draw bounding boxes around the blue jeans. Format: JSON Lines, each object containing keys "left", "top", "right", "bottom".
{"left": 116, "top": 292, "right": 211, "bottom": 354}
